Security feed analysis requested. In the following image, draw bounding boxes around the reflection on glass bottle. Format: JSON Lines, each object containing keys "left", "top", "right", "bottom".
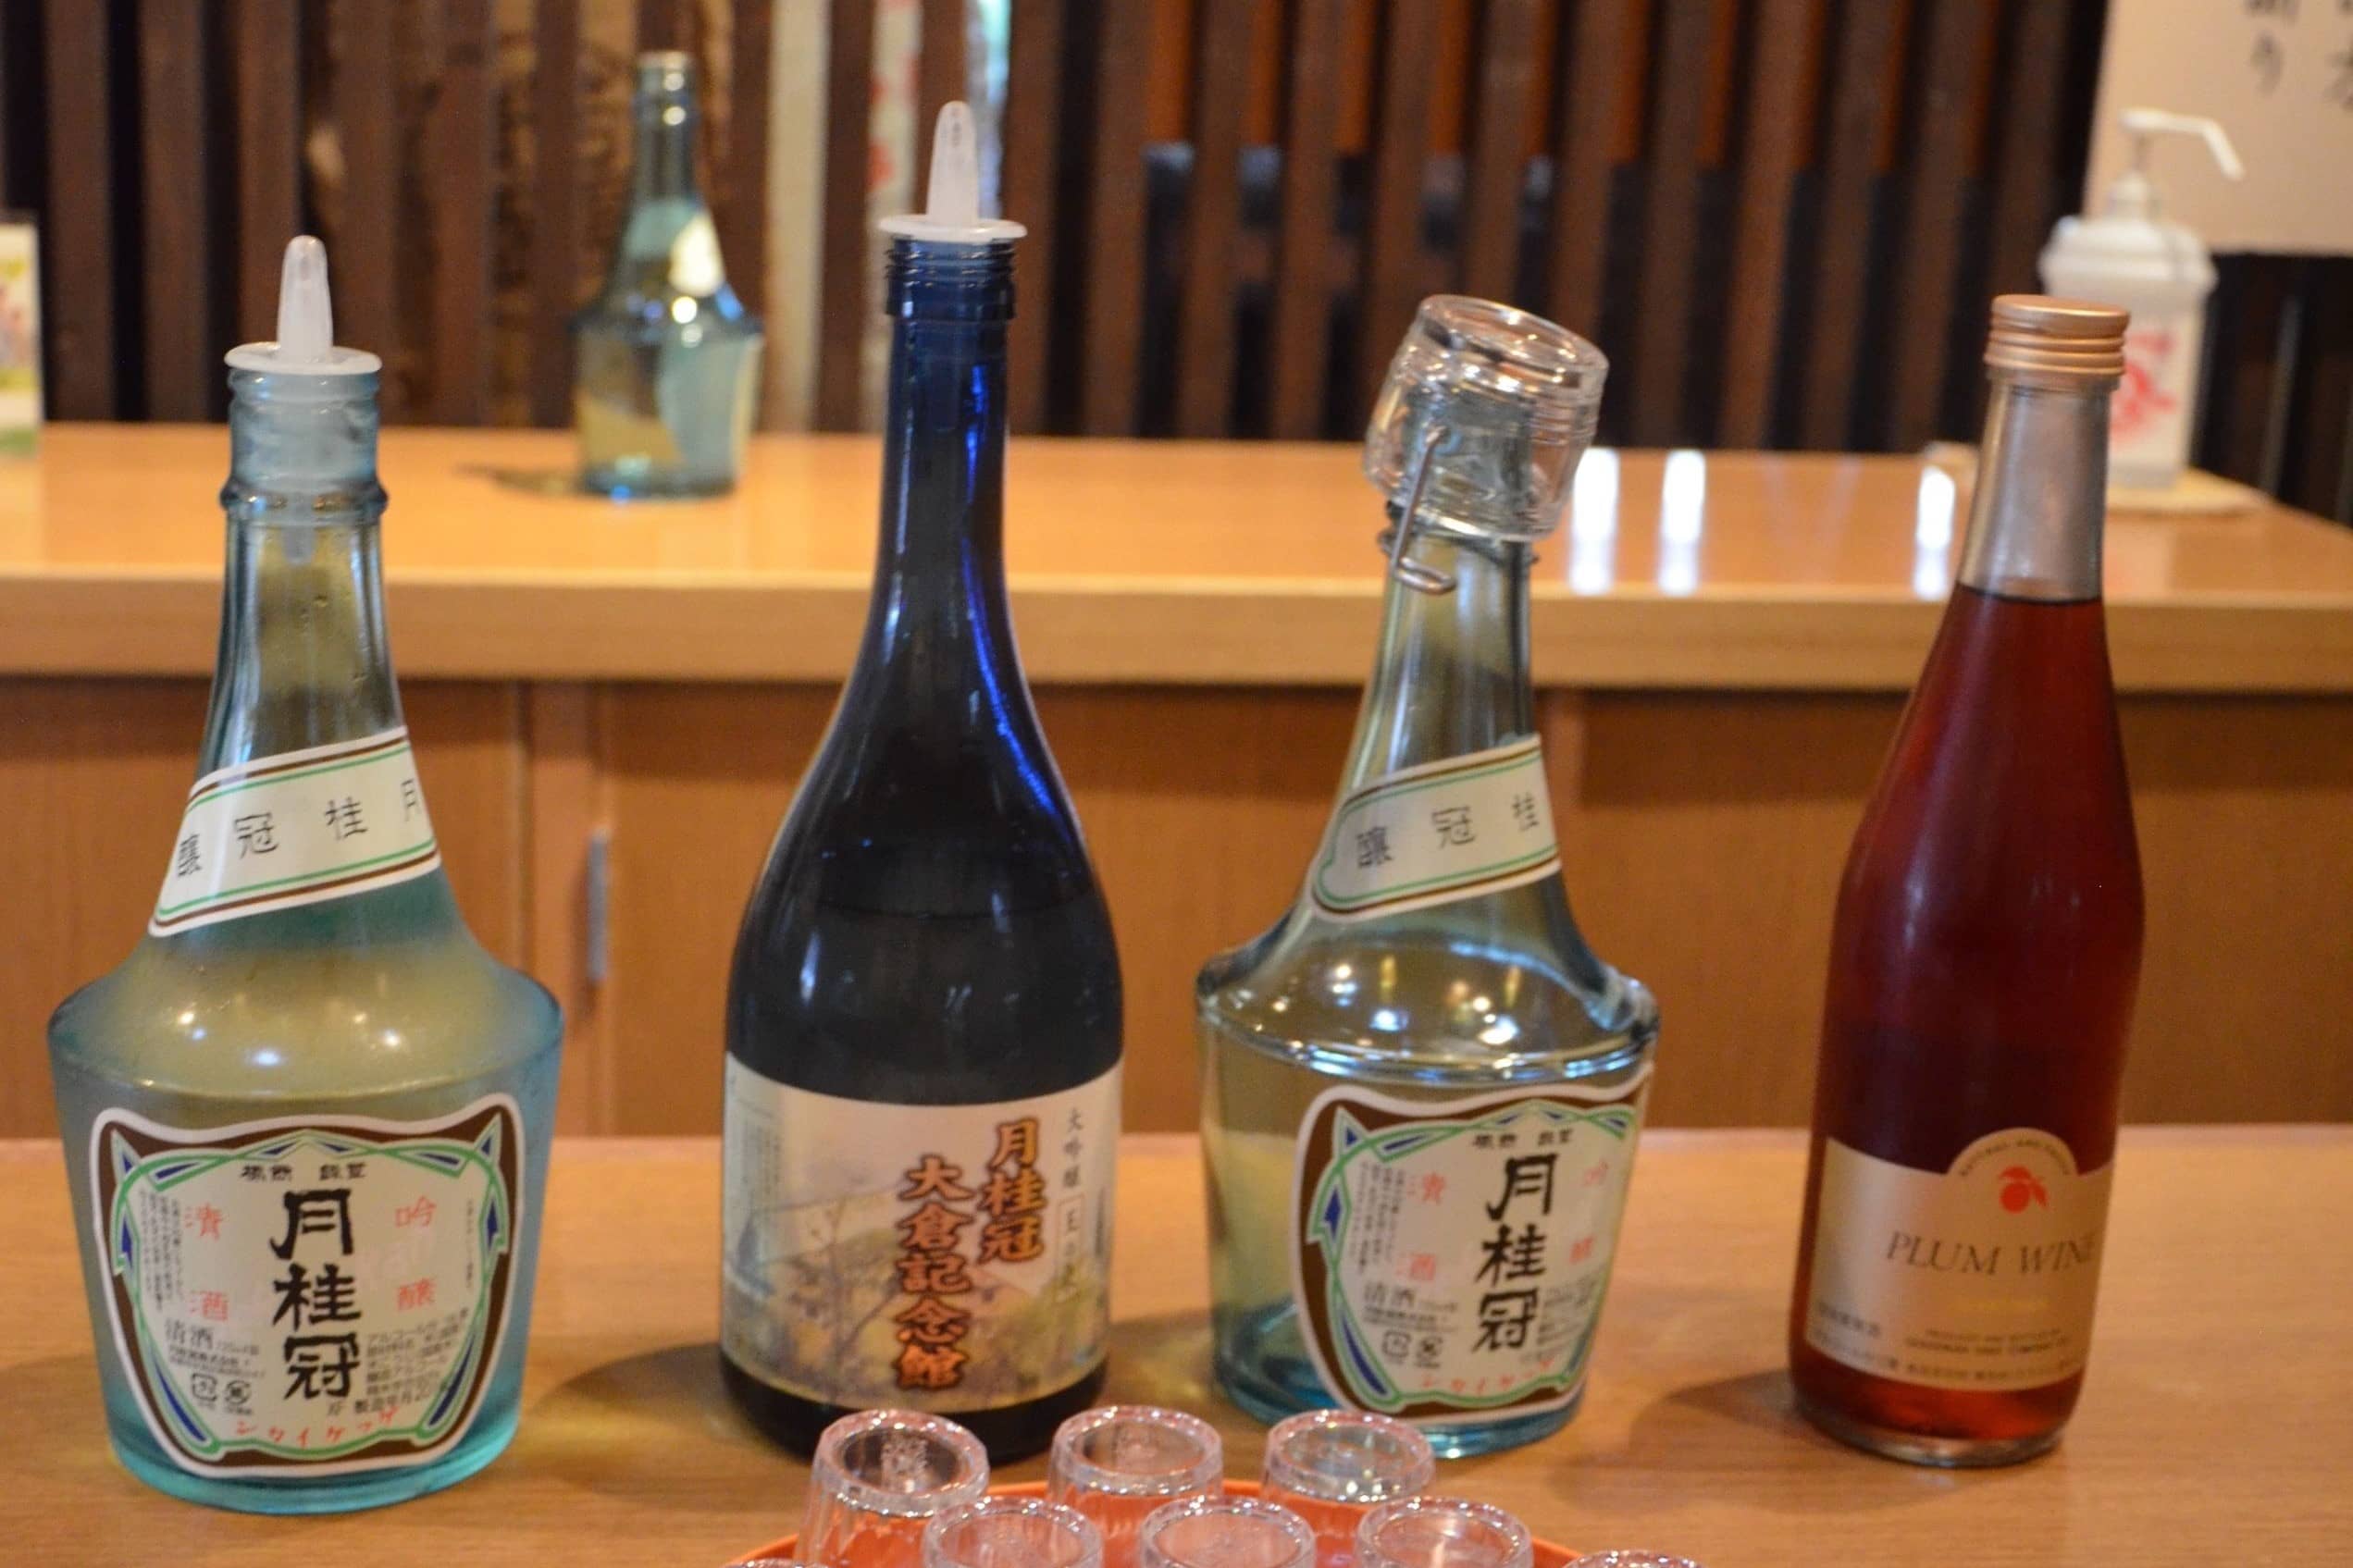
{"left": 574, "top": 52, "right": 762, "bottom": 497}
{"left": 1197, "top": 298, "right": 1656, "bottom": 1460}
{"left": 48, "top": 239, "right": 563, "bottom": 1514}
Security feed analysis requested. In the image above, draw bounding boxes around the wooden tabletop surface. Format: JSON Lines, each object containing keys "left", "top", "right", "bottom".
{"left": 5, "top": 1127, "right": 2347, "bottom": 1567}
{"left": 3, "top": 426, "right": 2350, "bottom": 691}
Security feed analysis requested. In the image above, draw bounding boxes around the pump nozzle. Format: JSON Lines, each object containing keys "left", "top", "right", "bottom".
{"left": 879, "top": 103, "right": 1025, "bottom": 243}
{"left": 2106, "top": 108, "right": 2244, "bottom": 221}
{"left": 226, "top": 235, "right": 382, "bottom": 375}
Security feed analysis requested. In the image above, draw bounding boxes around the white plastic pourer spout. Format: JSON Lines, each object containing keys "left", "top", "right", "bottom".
{"left": 225, "top": 235, "right": 383, "bottom": 375}
{"left": 879, "top": 102, "right": 1027, "bottom": 243}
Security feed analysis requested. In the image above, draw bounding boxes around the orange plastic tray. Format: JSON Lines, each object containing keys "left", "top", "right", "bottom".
{"left": 735, "top": 1478, "right": 1580, "bottom": 1566}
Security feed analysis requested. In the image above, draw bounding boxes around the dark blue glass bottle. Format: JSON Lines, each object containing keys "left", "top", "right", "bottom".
{"left": 721, "top": 213, "right": 1121, "bottom": 1463}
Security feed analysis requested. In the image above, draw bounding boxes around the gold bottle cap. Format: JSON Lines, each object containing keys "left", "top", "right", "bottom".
{"left": 1985, "top": 294, "right": 2129, "bottom": 389}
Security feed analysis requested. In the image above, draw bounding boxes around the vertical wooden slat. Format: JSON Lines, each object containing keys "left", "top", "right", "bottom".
{"left": 1885, "top": 0, "right": 1993, "bottom": 451}
{"left": 2291, "top": 260, "right": 2353, "bottom": 522}
{"left": 817, "top": 0, "right": 877, "bottom": 431}
{"left": 637, "top": 0, "right": 684, "bottom": 52}
{"left": 1002, "top": 0, "right": 1066, "bottom": 433}
{"left": 1718, "top": 0, "right": 1817, "bottom": 448}
{"left": 918, "top": 0, "right": 965, "bottom": 136}
{"left": 1980, "top": 0, "right": 2070, "bottom": 301}
{"left": 138, "top": 0, "right": 212, "bottom": 420}
{"left": 722, "top": 0, "right": 773, "bottom": 319}
{"left": 229, "top": 0, "right": 303, "bottom": 343}
{"left": 1628, "top": 0, "right": 1718, "bottom": 446}
{"left": 1798, "top": 0, "right": 1901, "bottom": 449}
{"left": 1360, "top": 0, "right": 1443, "bottom": 413}
{"left": 2211, "top": 260, "right": 2296, "bottom": 489}
{"left": 1079, "top": 0, "right": 1151, "bottom": 435}
{"left": 336, "top": 0, "right": 400, "bottom": 402}
{"left": 1460, "top": 0, "right": 1541, "bottom": 302}
{"left": 1173, "top": 0, "right": 1256, "bottom": 437}
{"left": 429, "top": 0, "right": 495, "bottom": 425}
{"left": 530, "top": 0, "right": 582, "bottom": 428}
{"left": 1547, "top": 0, "right": 1628, "bottom": 335}
{"left": 41, "top": 0, "right": 114, "bottom": 418}
{"left": 1268, "top": 0, "right": 1345, "bottom": 439}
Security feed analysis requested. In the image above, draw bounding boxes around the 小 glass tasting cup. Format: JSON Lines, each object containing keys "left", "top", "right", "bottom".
{"left": 1048, "top": 1405, "right": 1225, "bottom": 1568}
{"left": 1139, "top": 1496, "right": 1317, "bottom": 1568}
{"left": 1564, "top": 1556, "right": 1705, "bottom": 1568}
{"left": 923, "top": 1497, "right": 1105, "bottom": 1568}
{"left": 799, "top": 1410, "right": 991, "bottom": 1568}
{"left": 1260, "top": 1411, "right": 1437, "bottom": 1568}
{"left": 1356, "top": 1498, "right": 1534, "bottom": 1568}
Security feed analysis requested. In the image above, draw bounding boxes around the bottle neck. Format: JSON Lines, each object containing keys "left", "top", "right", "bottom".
{"left": 855, "top": 242, "right": 1019, "bottom": 692}
{"left": 203, "top": 373, "right": 400, "bottom": 775}
{"left": 630, "top": 87, "right": 700, "bottom": 205}
{"left": 1957, "top": 380, "right": 2110, "bottom": 602}
{"left": 1338, "top": 528, "right": 1536, "bottom": 792}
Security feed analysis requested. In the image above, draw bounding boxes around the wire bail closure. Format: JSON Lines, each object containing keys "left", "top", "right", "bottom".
{"left": 1381, "top": 424, "right": 1459, "bottom": 595}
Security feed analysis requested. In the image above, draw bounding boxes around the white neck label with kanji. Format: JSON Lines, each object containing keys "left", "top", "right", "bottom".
{"left": 1309, "top": 736, "right": 1561, "bottom": 922}
{"left": 150, "top": 727, "right": 440, "bottom": 936}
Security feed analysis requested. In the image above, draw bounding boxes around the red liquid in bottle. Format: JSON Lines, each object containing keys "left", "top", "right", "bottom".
{"left": 1790, "top": 581, "right": 2144, "bottom": 1465}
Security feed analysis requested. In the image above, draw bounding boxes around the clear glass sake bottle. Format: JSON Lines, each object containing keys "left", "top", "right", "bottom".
{"left": 1197, "top": 298, "right": 1655, "bottom": 1459}
{"left": 48, "top": 240, "right": 562, "bottom": 1514}
{"left": 721, "top": 107, "right": 1121, "bottom": 1465}
{"left": 574, "top": 50, "right": 763, "bottom": 497}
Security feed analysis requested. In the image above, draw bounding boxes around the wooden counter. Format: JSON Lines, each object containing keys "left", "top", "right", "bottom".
{"left": 2, "top": 428, "right": 2350, "bottom": 1141}
{"left": 3, "top": 426, "right": 2351, "bottom": 690}
{"left": 4, "top": 1130, "right": 2346, "bottom": 1567}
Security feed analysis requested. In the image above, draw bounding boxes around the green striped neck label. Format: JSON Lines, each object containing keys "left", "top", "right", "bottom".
{"left": 1309, "top": 735, "right": 1561, "bottom": 922}
{"left": 150, "top": 726, "right": 440, "bottom": 936}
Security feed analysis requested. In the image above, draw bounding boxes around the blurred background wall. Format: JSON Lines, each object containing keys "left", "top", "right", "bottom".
{"left": 0, "top": 0, "right": 2344, "bottom": 517}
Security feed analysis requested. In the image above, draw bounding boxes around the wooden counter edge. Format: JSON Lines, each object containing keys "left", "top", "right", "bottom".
{"left": 5, "top": 573, "right": 2352, "bottom": 692}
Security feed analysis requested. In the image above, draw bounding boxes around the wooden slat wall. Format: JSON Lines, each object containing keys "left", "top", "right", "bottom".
{"left": 0, "top": 0, "right": 2346, "bottom": 515}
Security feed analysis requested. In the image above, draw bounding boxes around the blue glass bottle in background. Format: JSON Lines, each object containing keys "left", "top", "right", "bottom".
{"left": 49, "top": 240, "right": 562, "bottom": 1513}
{"left": 722, "top": 107, "right": 1121, "bottom": 1465}
{"left": 574, "top": 51, "right": 763, "bottom": 497}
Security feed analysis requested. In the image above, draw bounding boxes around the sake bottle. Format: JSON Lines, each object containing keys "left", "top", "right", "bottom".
{"left": 47, "top": 239, "right": 563, "bottom": 1513}
{"left": 720, "top": 107, "right": 1121, "bottom": 1464}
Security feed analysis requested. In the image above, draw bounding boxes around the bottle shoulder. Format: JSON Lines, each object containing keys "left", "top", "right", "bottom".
{"left": 1196, "top": 887, "right": 1654, "bottom": 1087}
{"left": 50, "top": 895, "right": 560, "bottom": 1103}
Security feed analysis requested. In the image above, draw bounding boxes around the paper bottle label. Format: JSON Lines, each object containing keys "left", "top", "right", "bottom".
{"left": 1290, "top": 1071, "right": 1649, "bottom": 1427}
{"left": 91, "top": 1097, "right": 521, "bottom": 1475}
{"left": 150, "top": 727, "right": 440, "bottom": 936}
{"left": 1804, "top": 1130, "right": 2114, "bottom": 1392}
{"left": 1308, "top": 737, "right": 1561, "bottom": 922}
{"left": 721, "top": 1058, "right": 1120, "bottom": 1413}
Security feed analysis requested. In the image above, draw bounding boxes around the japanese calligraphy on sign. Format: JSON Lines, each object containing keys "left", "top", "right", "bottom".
{"left": 151, "top": 727, "right": 438, "bottom": 937}
{"left": 89, "top": 1097, "right": 520, "bottom": 1475}
{"left": 2087, "top": 0, "right": 2353, "bottom": 253}
{"left": 1310, "top": 737, "right": 1561, "bottom": 922}
{"left": 1291, "top": 1074, "right": 1650, "bottom": 1425}
{"left": 721, "top": 1061, "right": 1120, "bottom": 1415}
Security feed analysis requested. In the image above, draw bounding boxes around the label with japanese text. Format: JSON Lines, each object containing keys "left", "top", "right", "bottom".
{"left": 721, "top": 1059, "right": 1119, "bottom": 1414}
{"left": 150, "top": 727, "right": 440, "bottom": 937}
{"left": 1291, "top": 1071, "right": 1649, "bottom": 1427}
{"left": 1804, "top": 1130, "right": 2113, "bottom": 1393}
{"left": 91, "top": 1097, "right": 520, "bottom": 1475}
{"left": 1309, "top": 737, "right": 1560, "bottom": 922}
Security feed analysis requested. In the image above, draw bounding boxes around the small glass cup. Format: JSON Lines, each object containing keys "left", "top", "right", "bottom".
{"left": 1356, "top": 1497, "right": 1534, "bottom": 1568}
{"left": 1138, "top": 1496, "right": 1316, "bottom": 1568}
{"left": 1565, "top": 1557, "right": 1705, "bottom": 1568}
{"left": 1048, "top": 1405, "right": 1225, "bottom": 1568}
{"left": 799, "top": 1410, "right": 991, "bottom": 1568}
{"left": 924, "top": 1497, "right": 1105, "bottom": 1568}
{"left": 1260, "top": 1411, "right": 1437, "bottom": 1568}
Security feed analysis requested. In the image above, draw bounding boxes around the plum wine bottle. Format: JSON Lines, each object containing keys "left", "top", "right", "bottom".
{"left": 47, "top": 240, "right": 562, "bottom": 1512}
{"left": 721, "top": 107, "right": 1121, "bottom": 1464}
{"left": 1790, "top": 296, "right": 2146, "bottom": 1467}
